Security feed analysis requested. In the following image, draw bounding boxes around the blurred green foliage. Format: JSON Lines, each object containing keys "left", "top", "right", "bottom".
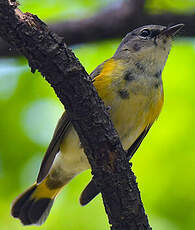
{"left": 0, "top": 0, "right": 195, "bottom": 230}
{"left": 146, "top": 0, "right": 195, "bottom": 13}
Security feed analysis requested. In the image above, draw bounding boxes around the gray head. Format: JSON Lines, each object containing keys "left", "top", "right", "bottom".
{"left": 114, "top": 24, "right": 184, "bottom": 74}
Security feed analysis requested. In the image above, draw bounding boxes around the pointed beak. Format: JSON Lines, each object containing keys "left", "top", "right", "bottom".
{"left": 161, "top": 24, "right": 184, "bottom": 37}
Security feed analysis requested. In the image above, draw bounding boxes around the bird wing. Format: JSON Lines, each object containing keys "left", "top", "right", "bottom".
{"left": 126, "top": 124, "right": 152, "bottom": 160}
{"left": 37, "top": 112, "right": 71, "bottom": 183}
{"left": 36, "top": 63, "right": 106, "bottom": 184}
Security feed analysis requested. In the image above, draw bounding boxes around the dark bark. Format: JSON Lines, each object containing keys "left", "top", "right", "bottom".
{"left": 0, "top": 0, "right": 193, "bottom": 57}
{"left": 0, "top": 0, "right": 151, "bottom": 229}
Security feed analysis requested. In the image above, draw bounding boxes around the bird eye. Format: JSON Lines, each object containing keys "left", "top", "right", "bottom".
{"left": 139, "top": 29, "right": 151, "bottom": 38}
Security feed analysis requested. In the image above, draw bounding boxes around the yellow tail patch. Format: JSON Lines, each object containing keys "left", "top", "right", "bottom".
{"left": 32, "top": 180, "right": 62, "bottom": 200}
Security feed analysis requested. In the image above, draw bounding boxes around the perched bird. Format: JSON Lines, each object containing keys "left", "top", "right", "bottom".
{"left": 11, "top": 24, "right": 183, "bottom": 225}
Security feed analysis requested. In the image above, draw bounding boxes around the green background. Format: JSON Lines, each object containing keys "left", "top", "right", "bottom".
{"left": 0, "top": 0, "right": 195, "bottom": 229}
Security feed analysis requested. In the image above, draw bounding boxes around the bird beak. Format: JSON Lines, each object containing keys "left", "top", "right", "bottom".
{"left": 161, "top": 24, "right": 184, "bottom": 36}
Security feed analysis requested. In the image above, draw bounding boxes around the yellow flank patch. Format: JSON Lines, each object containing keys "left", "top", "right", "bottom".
{"left": 32, "top": 180, "right": 61, "bottom": 200}
{"left": 93, "top": 58, "right": 117, "bottom": 99}
{"left": 148, "top": 90, "right": 164, "bottom": 125}
{"left": 109, "top": 80, "right": 164, "bottom": 149}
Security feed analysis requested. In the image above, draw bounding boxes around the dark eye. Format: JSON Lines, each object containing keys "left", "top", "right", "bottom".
{"left": 139, "top": 29, "right": 151, "bottom": 38}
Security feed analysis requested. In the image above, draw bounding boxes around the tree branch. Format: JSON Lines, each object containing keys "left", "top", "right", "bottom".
{"left": 49, "top": 0, "right": 145, "bottom": 45}
{"left": 0, "top": 0, "right": 151, "bottom": 229}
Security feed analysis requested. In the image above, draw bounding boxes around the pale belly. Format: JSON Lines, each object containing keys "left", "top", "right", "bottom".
{"left": 52, "top": 78, "right": 163, "bottom": 181}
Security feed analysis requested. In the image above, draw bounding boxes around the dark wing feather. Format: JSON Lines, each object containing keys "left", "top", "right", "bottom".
{"left": 37, "top": 112, "right": 71, "bottom": 183}
{"left": 80, "top": 178, "right": 99, "bottom": 206}
{"left": 127, "top": 124, "right": 152, "bottom": 160}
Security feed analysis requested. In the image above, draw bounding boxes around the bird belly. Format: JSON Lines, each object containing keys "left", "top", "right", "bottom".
{"left": 59, "top": 129, "right": 90, "bottom": 174}
{"left": 46, "top": 130, "right": 90, "bottom": 189}
{"left": 110, "top": 80, "right": 164, "bottom": 149}
{"left": 49, "top": 78, "right": 163, "bottom": 184}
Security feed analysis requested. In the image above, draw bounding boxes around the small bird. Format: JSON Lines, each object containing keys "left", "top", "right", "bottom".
{"left": 11, "top": 24, "right": 183, "bottom": 225}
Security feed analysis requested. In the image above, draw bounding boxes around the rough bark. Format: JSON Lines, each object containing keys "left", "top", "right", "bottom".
{"left": 0, "top": 0, "right": 192, "bottom": 57}
{"left": 0, "top": 0, "right": 151, "bottom": 230}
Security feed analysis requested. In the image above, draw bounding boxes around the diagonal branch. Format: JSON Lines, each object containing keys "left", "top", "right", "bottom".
{"left": 49, "top": 0, "right": 145, "bottom": 45}
{"left": 0, "top": 0, "right": 151, "bottom": 230}
{"left": 49, "top": 12, "right": 193, "bottom": 44}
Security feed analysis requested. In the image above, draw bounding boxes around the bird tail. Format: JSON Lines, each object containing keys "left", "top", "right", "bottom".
{"left": 11, "top": 180, "right": 62, "bottom": 225}
{"left": 80, "top": 179, "right": 100, "bottom": 206}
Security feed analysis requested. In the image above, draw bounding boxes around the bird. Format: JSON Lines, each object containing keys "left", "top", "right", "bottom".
{"left": 11, "top": 23, "right": 184, "bottom": 225}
